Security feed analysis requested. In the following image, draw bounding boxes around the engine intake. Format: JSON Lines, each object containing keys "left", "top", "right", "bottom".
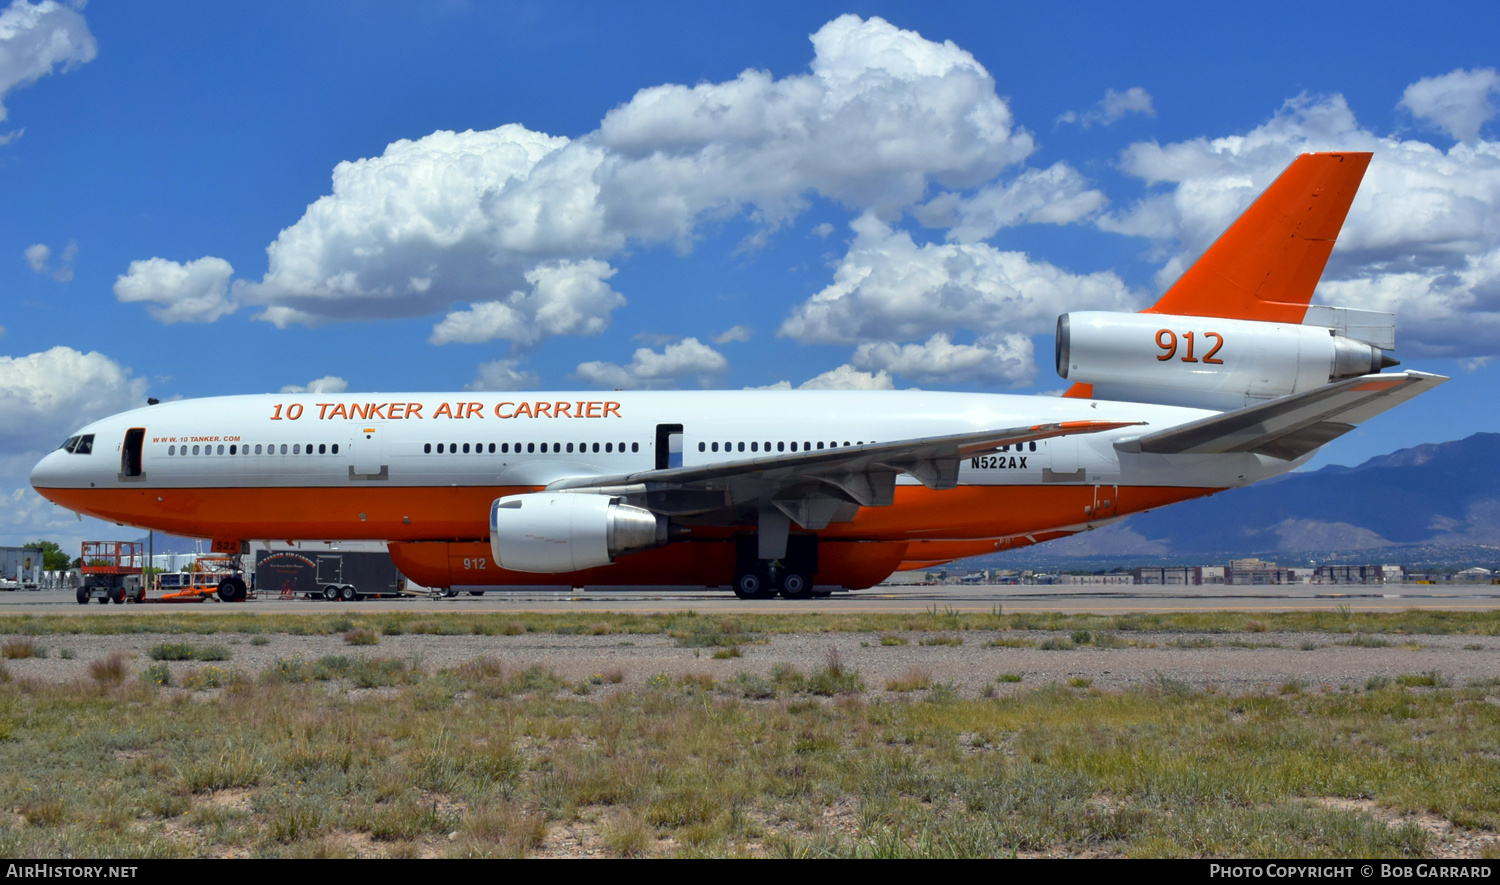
{"left": 490, "top": 492, "right": 666, "bottom": 573}
{"left": 1057, "top": 311, "right": 1397, "bottom": 407}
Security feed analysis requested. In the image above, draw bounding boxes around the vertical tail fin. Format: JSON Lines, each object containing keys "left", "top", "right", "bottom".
{"left": 1142, "top": 151, "right": 1371, "bottom": 323}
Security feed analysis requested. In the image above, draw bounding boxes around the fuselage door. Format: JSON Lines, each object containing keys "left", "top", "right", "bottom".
{"left": 120, "top": 428, "right": 146, "bottom": 480}
{"left": 655, "top": 424, "right": 683, "bottom": 470}
{"left": 351, "top": 426, "right": 388, "bottom": 480}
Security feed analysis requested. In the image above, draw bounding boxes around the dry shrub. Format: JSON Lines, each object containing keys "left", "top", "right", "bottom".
{"left": 344, "top": 628, "right": 379, "bottom": 646}
{"left": 89, "top": 652, "right": 128, "bottom": 686}
{"left": 588, "top": 623, "right": 613, "bottom": 635}
{"left": 602, "top": 812, "right": 653, "bottom": 857}
{"left": 885, "top": 668, "right": 932, "bottom": 692}
{"left": 1, "top": 639, "right": 36, "bottom": 659}
{"left": 502, "top": 622, "right": 527, "bottom": 636}
{"left": 680, "top": 671, "right": 715, "bottom": 690}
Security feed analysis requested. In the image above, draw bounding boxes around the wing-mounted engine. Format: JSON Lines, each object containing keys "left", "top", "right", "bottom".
{"left": 490, "top": 492, "right": 667, "bottom": 573}
{"left": 1056, "top": 310, "right": 1398, "bottom": 409}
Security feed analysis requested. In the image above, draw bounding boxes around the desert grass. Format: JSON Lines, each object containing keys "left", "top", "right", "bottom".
{"left": 0, "top": 652, "right": 1493, "bottom": 858}
{"left": 4, "top": 608, "right": 1500, "bottom": 641}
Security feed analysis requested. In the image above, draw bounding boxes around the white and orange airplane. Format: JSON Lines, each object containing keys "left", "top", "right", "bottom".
{"left": 30, "top": 152, "right": 1444, "bottom": 600}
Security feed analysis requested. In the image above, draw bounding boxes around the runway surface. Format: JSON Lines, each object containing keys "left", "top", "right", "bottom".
{"left": 3, "top": 583, "right": 1498, "bottom": 615}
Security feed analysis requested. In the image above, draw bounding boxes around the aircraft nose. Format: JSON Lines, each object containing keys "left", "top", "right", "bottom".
{"left": 29, "top": 450, "right": 67, "bottom": 495}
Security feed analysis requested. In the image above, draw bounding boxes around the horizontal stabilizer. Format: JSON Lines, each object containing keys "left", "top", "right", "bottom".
{"left": 1114, "top": 371, "right": 1447, "bottom": 461}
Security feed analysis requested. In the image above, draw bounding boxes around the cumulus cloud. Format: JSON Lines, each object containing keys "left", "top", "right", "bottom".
{"left": 1399, "top": 67, "right": 1500, "bottom": 144}
{"left": 0, "top": 0, "right": 96, "bottom": 130}
{"left": 852, "top": 332, "right": 1036, "bottom": 387}
{"left": 466, "top": 359, "right": 541, "bottom": 391}
{"left": 915, "top": 162, "right": 1106, "bottom": 243}
{"left": 1056, "top": 86, "right": 1155, "bottom": 129}
{"left": 427, "top": 259, "right": 624, "bottom": 346}
{"left": 24, "top": 239, "right": 74, "bottom": 281}
{"left": 573, "top": 338, "right": 728, "bottom": 389}
{"left": 279, "top": 376, "right": 348, "bottom": 394}
{"left": 779, "top": 214, "right": 1138, "bottom": 345}
{"left": 797, "top": 365, "right": 894, "bottom": 390}
{"left": 124, "top": 15, "right": 1053, "bottom": 345}
{"left": 1099, "top": 89, "right": 1500, "bottom": 356}
{"left": 713, "top": 324, "right": 752, "bottom": 344}
{"left": 113, "top": 256, "right": 237, "bottom": 324}
{"left": 0, "top": 346, "right": 148, "bottom": 453}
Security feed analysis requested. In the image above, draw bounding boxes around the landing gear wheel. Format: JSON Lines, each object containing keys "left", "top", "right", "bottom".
{"left": 443, "top": 588, "right": 458, "bottom": 598}
{"left": 338, "top": 585, "right": 358, "bottom": 602}
{"left": 778, "top": 571, "right": 812, "bottom": 600}
{"left": 322, "top": 585, "right": 339, "bottom": 601}
{"left": 732, "top": 570, "right": 769, "bottom": 600}
{"left": 76, "top": 588, "right": 89, "bottom": 605}
{"left": 217, "top": 578, "right": 246, "bottom": 603}
{"left": 467, "top": 591, "right": 486, "bottom": 596}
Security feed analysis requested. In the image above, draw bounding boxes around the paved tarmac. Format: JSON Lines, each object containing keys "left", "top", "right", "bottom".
{"left": 3, "top": 582, "right": 1497, "bottom": 615}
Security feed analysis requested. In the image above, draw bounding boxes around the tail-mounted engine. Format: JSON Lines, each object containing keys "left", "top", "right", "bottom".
{"left": 1056, "top": 310, "right": 1398, "bottom": 408}
{"left": 490, "top": 492, "right": 667, "bottom": 573}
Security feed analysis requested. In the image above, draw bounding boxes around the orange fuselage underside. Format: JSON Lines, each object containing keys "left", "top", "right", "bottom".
{"left": 40, "top": 482, "right": 1216, "bottom": 589}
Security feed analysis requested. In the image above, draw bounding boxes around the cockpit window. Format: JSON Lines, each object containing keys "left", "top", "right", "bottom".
{"left": 61, "top": 434, "right": 94, "bottom": 454}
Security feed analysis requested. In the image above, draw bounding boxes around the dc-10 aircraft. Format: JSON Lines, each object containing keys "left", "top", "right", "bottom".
{"left": 31, "top": 152, "right": 1445, "bottom": 600}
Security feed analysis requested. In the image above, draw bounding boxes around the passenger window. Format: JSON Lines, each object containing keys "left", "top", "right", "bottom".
{"left": 501, "top": 443, "right": 508, "bottom": 453}
{"left": 192, "top": 445, "right": 200, "bottom": 455}
{"left": 332, "top": 444, "right": 339, "bottom": 454}
{"left": 463, "top": 443, "right": 471, "bottom": 454}
{"left": 566, "top": 443, "right": 574, "bottom": 453}
{"left": 169, "top": 445, "right": 176, "bottom": 456}
{"left": 737, "top": 442, "right": 745, "bottom": 452}
{"left": 778, "top": 442, "right": 785, "bottom": 452}
{"left": 711, "top": 442, "right": 719, "bottom": 452}
{"left": 527, "top": 443, "right": 535, "bottom": 453}
{"left": 230, "top": 445, "right": 237, "bottom": 455}
{"left": 280, "top": 444, "right": 288, "bottom": 454}
{"left": 254, "top": 445, "right": 262, "bottom": 455}
{"left": 606, "top": 443, "right": 613, "bottom": 453}
{"left": 816, "top": 442, "right": 824, "bottom": 450}
{"left": 424, "top": 443, "right": 431, "bottom": 453}
{"left": 489, "top": 443, "right": 496, "bottom": 453}
{"left": 592, "top": 443, "right": 599, "bottom": 453}
{"left": 1030, "top": 442, "right": 1036, "bottom": 451}
{"left": 293, "top": 444, "right": 300, "bottom": 454}
{"left": 219, "top": 445, "right": 226, "bottom": 455}
{"left": 631, "top": 442, "right": 639, "bottom": 453}
{"left": 750, "top": 442, "right": 758, "bottom": 452}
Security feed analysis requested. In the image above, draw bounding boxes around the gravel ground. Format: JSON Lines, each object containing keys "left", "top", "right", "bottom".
{"left": 2, "top": 629, "right": 1496, "bottom": 696}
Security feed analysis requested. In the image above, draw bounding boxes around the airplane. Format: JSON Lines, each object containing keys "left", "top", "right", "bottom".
{"left": 29, "top": 151, "right": 1446, "bottom": 601}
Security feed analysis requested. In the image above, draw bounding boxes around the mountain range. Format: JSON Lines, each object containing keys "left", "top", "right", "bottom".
{"left": 991, "top": 432, "right": 1500, "bottom": 566}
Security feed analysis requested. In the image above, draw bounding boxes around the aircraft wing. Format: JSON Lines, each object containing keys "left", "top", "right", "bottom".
{"left": 1113, "top": 370, "right": 1447, "bottom": 461}
{"left": 545, "top": 419, "right": 1141, "bottom": 527}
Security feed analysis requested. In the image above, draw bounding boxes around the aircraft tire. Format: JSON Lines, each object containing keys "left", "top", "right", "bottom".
{"left": 779, "top": 571, "right": 812, "bottom": 600}
{"left": 217, "top": 578, "right": 246, "bottom": 603}
{"left": 732, "top": 570, "right": 771, "bottom": 600}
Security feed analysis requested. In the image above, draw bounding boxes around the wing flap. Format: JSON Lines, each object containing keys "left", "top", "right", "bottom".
{"left": 1116, "top": 371, "right": 1446, "bottom": 460}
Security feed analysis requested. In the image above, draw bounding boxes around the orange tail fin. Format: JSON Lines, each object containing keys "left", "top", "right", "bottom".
{"left": 1143, "top": 151, "right": 1371, "bottom": 323}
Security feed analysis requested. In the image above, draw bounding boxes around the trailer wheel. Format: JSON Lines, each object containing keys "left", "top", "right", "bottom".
{"left": 322, "top": 585, "right": 339, "bottom": 601}
{"left": 338, "top": 585, "right": 358, "bottom": 602}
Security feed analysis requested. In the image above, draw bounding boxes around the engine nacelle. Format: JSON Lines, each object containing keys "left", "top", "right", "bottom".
{"left": 1056, "top": 311, "right": 1396, "bottom": 406}
{"left": 490, "top": 492, "right": 665, "bottom": 574}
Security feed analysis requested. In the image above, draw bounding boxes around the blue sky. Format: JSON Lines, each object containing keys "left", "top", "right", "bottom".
{"left": 3, "top": 1, "right": 1499, "bottom": 547}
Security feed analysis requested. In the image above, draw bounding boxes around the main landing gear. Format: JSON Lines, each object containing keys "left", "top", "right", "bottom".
{"left": 732, "top": 534, "right": 819, "bottom": 600}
